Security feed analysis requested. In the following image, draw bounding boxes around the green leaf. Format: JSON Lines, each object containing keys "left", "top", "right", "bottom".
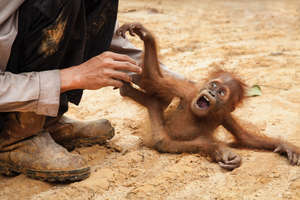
{"left": 246, "top": 85, "right": 262, "bottom": 97}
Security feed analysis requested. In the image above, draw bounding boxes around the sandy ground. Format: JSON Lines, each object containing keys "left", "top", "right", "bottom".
{"left": 1, "top": 0, "right": 300, "bottom": 199}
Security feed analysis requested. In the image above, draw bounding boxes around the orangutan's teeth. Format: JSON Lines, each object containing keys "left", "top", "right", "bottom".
{"left": 204, "top": 96, "right": 210, "bottom": 102}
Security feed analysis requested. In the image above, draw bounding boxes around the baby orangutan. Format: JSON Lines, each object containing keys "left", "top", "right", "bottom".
{"left": 117, "top": 23, "right": 300, "bottom": 170}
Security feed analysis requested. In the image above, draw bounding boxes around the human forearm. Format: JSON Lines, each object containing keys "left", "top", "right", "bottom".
{"left": 0, "top": 70, "right": 60, "bottom": 116}
{"left": 60, "top": 66, "right": 81, "bottom": 93}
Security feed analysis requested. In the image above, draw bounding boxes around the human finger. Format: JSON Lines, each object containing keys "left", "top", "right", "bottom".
{"left": 105, "top": 69, "right": 132, "bottom": 82}
{"left": 112, "top": 61, "right": 142, "bottom": 74}
{"left": 104, "top": 79, "right": 124, "bottom": 88}
{"left": 104, "top": 52, "right": 138, "bottom": 65}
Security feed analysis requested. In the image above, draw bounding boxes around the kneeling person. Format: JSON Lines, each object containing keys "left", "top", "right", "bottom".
{"left": 0, "top": 0, "right": 142, "bottom": 182}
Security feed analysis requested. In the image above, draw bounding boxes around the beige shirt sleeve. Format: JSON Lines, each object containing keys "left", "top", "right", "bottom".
{"left": 0, "top": 70, "right": 61, "bottom": 117}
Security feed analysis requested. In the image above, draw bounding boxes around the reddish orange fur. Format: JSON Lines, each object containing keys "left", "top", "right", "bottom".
{"left": 118, "top": 23, "right": 300, "bottom": 169}
{"left": 208, "top": 69, "right": 246, "bottom": 106}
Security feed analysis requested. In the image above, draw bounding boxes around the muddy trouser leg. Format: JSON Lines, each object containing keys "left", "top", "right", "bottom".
{"left": 0, "top": 0, "right": 118, "bottom": 182}
{"left": 0, "top": 113, "right": 45, "bottom": 150}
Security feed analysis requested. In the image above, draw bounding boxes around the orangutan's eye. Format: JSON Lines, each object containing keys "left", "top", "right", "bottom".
{"left": 211, "top": 82, "right": 217, "bottom": 88}
{"left": 219, "top": 89, "right": 226, "bottom": 97}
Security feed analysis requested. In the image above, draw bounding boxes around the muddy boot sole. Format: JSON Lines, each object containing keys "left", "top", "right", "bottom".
{"left": 60, "top": 128, "right": 115, "bottom": 151}
{"left": 0, "top": 161, "right": 90, "bottom": 182}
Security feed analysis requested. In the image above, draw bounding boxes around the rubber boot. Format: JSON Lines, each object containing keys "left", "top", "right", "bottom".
{"left": 46, "top": 116, "right": 115, "bottom": 151}
{"left": 0, "top": 112, "right": 90, "bottom": 182}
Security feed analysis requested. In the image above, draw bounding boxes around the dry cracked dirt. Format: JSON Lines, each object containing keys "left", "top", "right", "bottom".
{"left": 1, "top": 0, "right": 300, "bottom": 199}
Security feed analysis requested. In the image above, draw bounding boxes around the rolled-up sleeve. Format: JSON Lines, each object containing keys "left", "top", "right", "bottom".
{"left": 0, "top": 70, "right": 60, "bottom": 116}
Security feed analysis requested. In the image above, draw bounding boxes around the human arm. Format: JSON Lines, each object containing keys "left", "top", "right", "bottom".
{"left": 0, "top": 51, "right": 141, "bottom": 116}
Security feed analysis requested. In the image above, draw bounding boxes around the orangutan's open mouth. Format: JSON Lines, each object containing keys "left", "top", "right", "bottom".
{"left": 197, "top": 95, "right": 210, "bottom": 109}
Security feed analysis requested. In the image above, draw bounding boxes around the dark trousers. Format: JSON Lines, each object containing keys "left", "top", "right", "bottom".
{"left": 7, "top": 0, "right": 118, "bottom": 114}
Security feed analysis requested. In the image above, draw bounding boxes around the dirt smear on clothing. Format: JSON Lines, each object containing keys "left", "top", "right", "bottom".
{"left": 1, "top": 0, "right": 300, "bottom": 199}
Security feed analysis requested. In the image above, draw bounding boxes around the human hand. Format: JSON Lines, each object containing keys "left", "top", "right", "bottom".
{"left": 60, "top": 51, "right": 142, "bottom": 92}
